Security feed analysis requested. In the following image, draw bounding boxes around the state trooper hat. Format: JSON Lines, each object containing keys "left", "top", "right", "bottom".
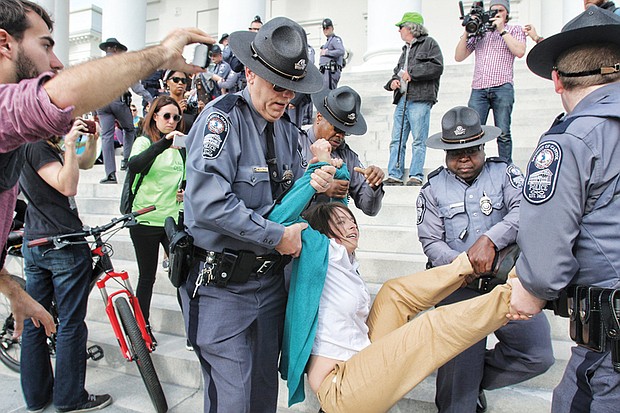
{"left": 426, "top": 106, "right": 501, "bottom": 150}
{"left": 219, "top": 33, "right": 229, "bottom": 43}
{"left": 211, "top": 44, "right": 222, "bottom": 55}
{"left": 229, "top": 17, "right": 323, "bottom": 94}
{"left": 527, "top": 7, "right": 620, "bottom": 79}
{"left": 322, "top": 18, "right": 333, "bottom": 29}
{"left": 99, "top": 37, "right": 127, "bottom": 52}
{"left": 311, "top": 86, "right": 367, "bottom": 135}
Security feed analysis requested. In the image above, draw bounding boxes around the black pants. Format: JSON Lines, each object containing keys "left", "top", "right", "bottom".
{"left": 129, "top": 224, "right": 172, "bottom": 323}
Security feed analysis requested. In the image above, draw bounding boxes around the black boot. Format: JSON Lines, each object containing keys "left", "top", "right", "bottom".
{"left": 120, "top": 159, "right": 128, "bottom": 171}
{"left": 100, "top": 172, "right": 117, "bottom": 184}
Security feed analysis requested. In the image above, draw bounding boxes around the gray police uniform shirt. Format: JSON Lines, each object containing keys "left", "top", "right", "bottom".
{"left": 184, "top": 88, "right": 305, "bottom": 255}
{"left": 299, "top": 127, "right": 384, "bottom": 216}
{"left": 516, "top": 83, "right": 620, "bottom": 301}
{"left": 319, "top": 34, "right": 345, "bottom": 67}
{"left": 211, "top": 60, "right": 238, "bottom": 95}
{"left": 417, "top": 159, "right": 523, "bottom": 266}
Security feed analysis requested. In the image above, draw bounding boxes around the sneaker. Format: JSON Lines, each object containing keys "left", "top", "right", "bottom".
{"left": 476, "top": 390, "right": 487, "bottom": 413}
{"left": 99, "top": 173, "right": 117, "bottom": 184}
{"left": 27, "top": 400, "right": 51, "bottom": 413}
{"left": 185, "top": 338, "right": 194, "bottom": 351}
{"left": 406, "top": 177, "right": 423, "bottom": 186}
{"left": 145, "top": 324, "right": 158, "bottom": 347}
{"left": 383, "top": 177, "right": 404, "bottom": 186}
{"left": 56, "top": 394, "right": 112, "bottom": 413}
{"left": 120, "top": 159, "right": 128, "bottom": 171}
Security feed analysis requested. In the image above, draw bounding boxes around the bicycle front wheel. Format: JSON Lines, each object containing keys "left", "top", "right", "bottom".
{"left": 115, "top": 297, "right": 168, "bottom": 413}
{"left": 0, "top": 274, "right": 25, "bottom": 372}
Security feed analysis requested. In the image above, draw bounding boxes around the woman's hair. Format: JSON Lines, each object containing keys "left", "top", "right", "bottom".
{"left": 302, "top": 203, "right": 357, "bottom": 241}
{"left": 163, "top": 69, "right": 189, "bottom": 83}
{"left": 142, "top": 95, "right": 183, "bottom": 142}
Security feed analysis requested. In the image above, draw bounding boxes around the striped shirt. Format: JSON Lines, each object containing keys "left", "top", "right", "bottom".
{"left": 466, "top": 24, "right": 526, "bottom": 89}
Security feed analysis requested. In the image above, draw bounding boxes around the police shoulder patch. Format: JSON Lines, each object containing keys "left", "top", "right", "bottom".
{"left": 202, "top": 112, "right": 230, "bottom": 159}
{"left": 524, "top": 140, "right": 562, "bottom": 204}
{"left": 416, "top": 193, "right": 426, "bottom": 225}
{"left": 506, "top": 164, "right": 524, "bottom": 189}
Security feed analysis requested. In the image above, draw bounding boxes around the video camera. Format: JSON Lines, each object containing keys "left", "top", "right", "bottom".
{"left": 459, "top": 1, "right": 499, "bottom": 38}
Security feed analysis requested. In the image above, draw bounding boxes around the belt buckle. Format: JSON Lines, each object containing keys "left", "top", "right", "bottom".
{"left": 256, "top": 260, "right": 274, "bottom": 275}
{"left": 478, "top": 277, "right": 491, "bottom": 293}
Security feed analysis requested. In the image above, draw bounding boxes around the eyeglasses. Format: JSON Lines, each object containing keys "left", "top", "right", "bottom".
{"left": 169, "top": 77, "right": 188, "bottom": 85}
{"left": 158, "top": 112, "right": 182, "bottom": 122}
{"left": 131, "top": 108, "right": 137, "bottom": 112}
{"left": 446, "top": 146, "right": 482, "bottom": 158}
{"left": 333, "top": 126, "right": 350, "bottom": 136}
{"left": 272, "top": 83, "right": 290, "bottom": 93}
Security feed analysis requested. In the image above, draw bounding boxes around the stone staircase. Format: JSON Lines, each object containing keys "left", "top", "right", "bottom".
{"left": 76, "top": 59, "right": 571, "bottom": 413}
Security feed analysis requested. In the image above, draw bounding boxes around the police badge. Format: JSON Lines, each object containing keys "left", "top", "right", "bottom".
{"left": 480, "top": 192, "right": 492, "bottom": 216}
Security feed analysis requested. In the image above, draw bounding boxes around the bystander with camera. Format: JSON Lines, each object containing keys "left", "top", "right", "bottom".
{"left": 455, "top": 0, "right": 525, "bottom": 163}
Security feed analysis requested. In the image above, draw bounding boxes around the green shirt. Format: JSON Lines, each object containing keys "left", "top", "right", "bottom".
{"left": 130, "top": 136, "right": 185, "bottom": 227}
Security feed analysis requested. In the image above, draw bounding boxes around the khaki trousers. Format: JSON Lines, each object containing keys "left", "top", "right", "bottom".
{"left": 316, "top": 253, "right": 512, "bottom": 413}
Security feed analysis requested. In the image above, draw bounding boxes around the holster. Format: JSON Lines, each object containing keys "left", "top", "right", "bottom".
{"left": 466, "top": 243, "right": 520, "bottom": 294}
{"left": 164, "top": 214, "right": 193, "bottom": 288}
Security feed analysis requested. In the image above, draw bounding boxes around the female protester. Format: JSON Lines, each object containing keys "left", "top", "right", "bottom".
{"left": 126, "top": 95, "right": 186, "bottom": 343}
{"left": 163, "top": 70, "right": 202, "bottom": 133}
{"left": 267, "top": 146, "right": 527, "bottom": 413}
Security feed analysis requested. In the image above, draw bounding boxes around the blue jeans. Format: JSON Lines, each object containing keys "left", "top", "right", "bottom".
{"left": 20, "top": 243, "right": 92, "bottom": 411}
{"left": 468, "top": 83, "right": 515, "bottom": 162}
{"left": 388, "top": 99, "right": 431, "bottom": 181}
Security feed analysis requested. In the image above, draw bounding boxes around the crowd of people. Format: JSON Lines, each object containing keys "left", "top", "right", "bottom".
{"left": 2, "top": 0, "right": 620, "bottom": 413}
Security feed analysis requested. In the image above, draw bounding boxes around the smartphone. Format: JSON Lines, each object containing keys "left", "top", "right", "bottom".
{"left": 83, "top": 119, "right": 97, "bottom": 134}
{"left": 172, "top": 134, "right": 187, "bottom": 148}
{"left": 192, "top": 44, "right": 211, "bottom": 68}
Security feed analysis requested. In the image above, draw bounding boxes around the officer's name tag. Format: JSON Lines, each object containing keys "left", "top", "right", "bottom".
{"left": 253, "top": 167, "right": 269, "bottom": 173}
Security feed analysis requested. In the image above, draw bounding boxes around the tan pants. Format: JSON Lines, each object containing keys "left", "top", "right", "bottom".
{"left": 316, "top": 253, "right": 512, "bottom": 413}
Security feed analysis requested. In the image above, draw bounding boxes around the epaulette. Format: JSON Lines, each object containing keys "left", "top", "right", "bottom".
{"left": 213, "top": 93, "right": 244, "bottom": 113}
{"left": 486, "top": 157, "right": 508, "bottom": 164}
{"left": 423, "top": 166, "right": 444, "bottom": 188}
{"left": 546, "top": 115, "right": 577, "bottom": 136}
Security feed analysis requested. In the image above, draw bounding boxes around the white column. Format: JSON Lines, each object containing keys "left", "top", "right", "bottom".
{"left": 359, "top": 0, "right": 421, "bottom": 71}
{"left": 102, "top": 0, "right": 146, "bottom": 52}
{"left": 563, "top": 0, "right": 584, "bottom": 25}
{"left": 218, "top": 0, "right": 266, "bottom": 38}
{"left": 52, "top": 0, "right": 69, "bottom": 66}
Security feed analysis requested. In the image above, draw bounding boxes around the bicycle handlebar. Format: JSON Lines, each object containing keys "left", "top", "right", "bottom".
{"left": 27, "top": 206, "right": 156, "bottom": 248}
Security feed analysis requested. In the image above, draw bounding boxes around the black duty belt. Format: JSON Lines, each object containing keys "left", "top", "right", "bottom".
{"left": 193, "top": 246, "right": 284, "bottom": 276}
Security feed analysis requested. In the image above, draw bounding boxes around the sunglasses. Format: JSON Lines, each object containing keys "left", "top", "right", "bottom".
{"left": 249, "top": 27, "right": 260, "bottom": 32}
{"left": 446, "top": 146, "right": 482, "bottom": 158}
{"left": 169, "top": 77, "right": 188, "bottom": 85}
{"left": 158, "top": 112, "right": 182, "bottom": 122}
{"left": 272, "top": 83, "right": 290, "bottom": 93}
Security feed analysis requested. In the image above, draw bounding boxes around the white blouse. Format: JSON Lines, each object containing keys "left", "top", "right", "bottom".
{"left": 311, "top": 239, "right": 372, "bottom": 361}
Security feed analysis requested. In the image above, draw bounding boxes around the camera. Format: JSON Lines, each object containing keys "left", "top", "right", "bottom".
{"left": 82, "top": 119, "right": 97, "bottom": 134}
{"left": 192, "top": 44, "right": 212, "bottom": 69}
{"left": 459, "top": 1, "right": 499, "bottom": 38}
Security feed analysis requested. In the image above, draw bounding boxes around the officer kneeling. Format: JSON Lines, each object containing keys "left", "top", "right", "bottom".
{"left": 180, "top": 17, "right": 334, "bottom": 413}
{"left": 417, "top": 106, "right": 554, "bottom": 413}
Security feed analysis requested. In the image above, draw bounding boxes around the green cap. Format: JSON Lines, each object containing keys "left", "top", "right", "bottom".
{"left": 395, "top": 12, "right": 424, "bottom": 27}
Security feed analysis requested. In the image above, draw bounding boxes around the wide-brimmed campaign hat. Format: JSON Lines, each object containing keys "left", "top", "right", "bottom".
{"left": 219, "top": 33, "right": 229, "bottom": 43}
{"left": 311, "top": 86, "right": 367, "bottom": 135}
{"left": 229, "top": 17, "right": 323, "bottom": 94}
{"left": 426, "top": 106, "right": 501, "bottom": 150}
{"left": 98, "top": 37, "right": 127, "bottom": 52}
{"left": 527, "top": 7, "right": 620, "bottom": 79}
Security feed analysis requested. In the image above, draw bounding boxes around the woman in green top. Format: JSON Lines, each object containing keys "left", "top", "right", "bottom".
{"left": 127, "top": 96, "right": 186, "bottom": 343}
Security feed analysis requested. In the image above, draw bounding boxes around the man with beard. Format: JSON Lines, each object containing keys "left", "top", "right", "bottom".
{"left": 0, "top": 0, "right": 213, "bottom": 405}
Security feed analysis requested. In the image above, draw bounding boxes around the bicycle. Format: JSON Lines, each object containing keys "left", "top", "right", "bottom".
{"left": 0, "top": 206, "right": 168, "bottom": 413}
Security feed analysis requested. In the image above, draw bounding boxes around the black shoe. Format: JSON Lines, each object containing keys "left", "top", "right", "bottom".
{"left": 476, "top": 390, "right": 487, "bottom": 413}
{"left": 120, "top": 159, "right": 127, "bottom": 171}
{"left": 145, "top": 324, "right": 158, "bottom": 347}
{"left": 492, "top": 243, "right": 521, "bottom": 281}
{"left": 99, "top": 173, "right": 117, "bottom": 184}
{"left": 56, "top": 394, "right": 112, "bottom": 412}
{"left": 185, "top": 338, "right": 194, "bottom": 351}
{"left": 383, "top": 177, "right": 404, "bottom": 186}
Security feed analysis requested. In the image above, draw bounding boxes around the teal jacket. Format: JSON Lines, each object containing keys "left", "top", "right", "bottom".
{"left": 270, "top": 162, "right": 350, "bottom": 406}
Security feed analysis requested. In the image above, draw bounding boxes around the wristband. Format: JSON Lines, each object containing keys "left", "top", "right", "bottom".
{"left": 500, "top": 30, "right": 508, "bottom": 37}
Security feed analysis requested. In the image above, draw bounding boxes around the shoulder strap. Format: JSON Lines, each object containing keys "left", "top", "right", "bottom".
{"left": 213, "top": 93, "right": 243, "bottom": 113}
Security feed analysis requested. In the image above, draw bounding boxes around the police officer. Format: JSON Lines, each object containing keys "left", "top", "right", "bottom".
{"left": 509, "top": 7, "right": 620, "bottom": 412}
{"left": 287, "top": 34, "right": 316, "bottom": 127}
{"left": 417, "top": 106, "right": 554, "bottom": 413}
{"left": 96, "top": 38, "right": 153, "bottom": 182}
{"left": 319, "top": 18, "right": 345, "bottom": 90}
{"left": 219, "top": 33, "right": 231, "bottom": 64}
{"left": 298, "top": 86, "right": 385, "bottom": 216}
{"left": 182, "top": 17, "right": 332, "bottom": 413}
{"left": 200, "top": 44, "right": 238, "bottom": 98}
